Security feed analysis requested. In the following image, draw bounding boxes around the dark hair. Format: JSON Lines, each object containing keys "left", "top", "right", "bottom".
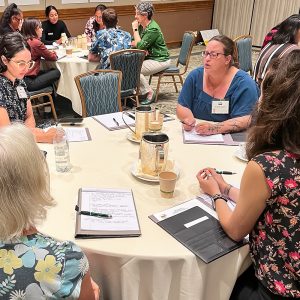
{"left": 45, "top": 5, "right": 58, "bottom": 18}
{"left": 93, "top": 4, "right": 107, "bottom": 33}
{"left": 0, "top": 32, "right": 30, "bottom": 72}
{"left": 135, "top": 2, "right": 154, "bottom": 20}
{"left": 21, "top": 18, "right": 41, "bottom": 40}
{"left": 209, "top": 35, "right": 239, "bottom": 68}
{"left": 102, "top": 8, "right": 118, "bottom": 29}
{"left": 0, "top": 3, "right": 22, "bottom": 32}
{"left": 246, "top": 50, "right": 300, "bottom": 159}
{"left": 272, "top": 14, "right": 300, "bottom": 44}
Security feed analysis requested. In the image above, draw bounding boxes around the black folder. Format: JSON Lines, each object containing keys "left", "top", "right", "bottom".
{"left": 149, "top": 199, "right": 247, "bottom": 263}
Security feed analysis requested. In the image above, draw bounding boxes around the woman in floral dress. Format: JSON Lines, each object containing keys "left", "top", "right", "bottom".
{"left": 197, "top": 50, "right": 300, "bottom": 299}
{"left": 0, "top": 124, "right": 99, "bottom": 299}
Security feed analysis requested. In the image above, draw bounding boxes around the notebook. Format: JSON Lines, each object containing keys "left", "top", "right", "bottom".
{"left": 75, "top": 188, "right": 141, "bottom": 238}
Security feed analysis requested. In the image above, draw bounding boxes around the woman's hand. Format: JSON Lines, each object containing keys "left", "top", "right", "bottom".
{"left": 56, "top": 37, "right": 62, "bottom": 45}
{"left": 201, "top": 168, "right": 229, "bottom": 193}
{"left": 132, "top": 20, "right": 139, "bottom": 31}
{"left": 182, "top": 117, "right": 196, "bottom": 131}
{"left": 196, "top": 169, "right": 221, "bottom": 196}
{"left": 195, "top": 122, "right": 222, "bottom": 135}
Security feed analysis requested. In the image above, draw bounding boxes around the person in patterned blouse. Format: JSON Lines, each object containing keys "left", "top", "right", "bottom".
{"left": 0, "top": 123, "right": 100, "bottom": 299}
{"left": 0, "top": 32, "right": 57, "bottom": 143}
{"left": 197, "top": 50, "right": 300, "bottom": 299}
{"left": 88, "top": 8, "right": 131, "bottom": 69}
{"left": 131, "top": 1, "right": 171, "bottom": 104}
{"left": 84, "top": 4, "right": 107, "bottom": 43}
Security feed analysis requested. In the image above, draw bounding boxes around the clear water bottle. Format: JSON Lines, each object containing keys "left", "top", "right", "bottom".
{"left": 53, "top": 125, "right": 71, "bottom": 172}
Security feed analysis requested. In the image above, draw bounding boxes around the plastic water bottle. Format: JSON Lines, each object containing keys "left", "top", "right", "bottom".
{"left": 53, "top": 125, "right": 71, "bottom": 172}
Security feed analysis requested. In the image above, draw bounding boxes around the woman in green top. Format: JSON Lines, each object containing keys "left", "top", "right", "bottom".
{"left": 132, "top": 1, "right": 171, "bottom": 104}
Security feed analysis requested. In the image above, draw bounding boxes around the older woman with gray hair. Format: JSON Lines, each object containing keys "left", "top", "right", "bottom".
{"left": 132, "top": 1, "right": 171, "bottom": 105}
{"left": 0, "top": 123, "right": 100, "bottom": 299}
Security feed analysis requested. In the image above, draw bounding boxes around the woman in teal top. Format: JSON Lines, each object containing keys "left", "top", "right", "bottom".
{"left": 131, "top": 1, "right": 171, "bottom": 104}
{"left": 177, "top": 35, "right": 259, "bottom": 136}
{"left": 0, "top": 124, "right": 99, "bottom": 299}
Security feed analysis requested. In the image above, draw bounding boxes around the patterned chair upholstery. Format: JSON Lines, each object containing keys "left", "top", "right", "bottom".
{"left": 74, "top": 70, "right": 122, "bottom": 117}
{"left": 149, "top": 31, "right": 195, "bottom": 102}
{"left": 110, "top": 49, "right": 146, "bottom": 107}
{"left": 234, "top": 35, "right": 253, "bottom": 75}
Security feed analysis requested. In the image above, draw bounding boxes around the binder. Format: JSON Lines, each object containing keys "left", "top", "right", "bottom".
{"left": 75, "top": 188, "right": 141, "bottom": 238}
{"left": 149, "top": 197, "right": 247, "bottom": 263}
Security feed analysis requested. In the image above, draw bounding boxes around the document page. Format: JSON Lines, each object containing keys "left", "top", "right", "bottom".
{"left": 93, "top": 112, "right": 135, "bottom": 130}
{"left": 80, "top": 188, "right": 140, "bottom": 232}
{"left": 183, "top": 128, "right": 224, "bottom": 143}
{"left": 64, "top": 127, "right": 91, "bottom": 142}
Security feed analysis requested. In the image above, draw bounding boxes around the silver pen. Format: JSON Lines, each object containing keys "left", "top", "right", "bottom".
{"left": 113, "top": 118, "right": 119, "bottom": 127}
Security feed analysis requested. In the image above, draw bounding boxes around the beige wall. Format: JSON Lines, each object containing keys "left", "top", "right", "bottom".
{"left": 1, "top": 1, "right": 214, "bottom": 46}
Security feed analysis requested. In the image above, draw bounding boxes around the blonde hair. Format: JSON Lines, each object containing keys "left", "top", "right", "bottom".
{"left": 0, "top": 123, "right": 55, "bottom": 240}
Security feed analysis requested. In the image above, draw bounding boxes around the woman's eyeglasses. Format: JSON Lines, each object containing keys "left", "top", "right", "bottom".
{"left": 13, "top": 16, "right": 23, "bottom": 23}
{"left": 8, "top": 59, "right": 35, "bottom": 70}
{"left": 201, "top": 51, "right": 226, "bottom": 59}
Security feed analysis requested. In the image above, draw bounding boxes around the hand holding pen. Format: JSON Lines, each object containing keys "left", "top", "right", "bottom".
{"left": 180, "top": 117, "right": 196, "bottom": 131}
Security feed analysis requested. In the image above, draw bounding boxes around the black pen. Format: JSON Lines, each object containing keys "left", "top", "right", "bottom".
{"left": 216, "top": 170, "right": 236, "bottom": 175}
{"left": 75, "top": 205, "right": 112, "bottom": 219}
{"left": 113, "top": 118, "right": 119, "bottom": 127}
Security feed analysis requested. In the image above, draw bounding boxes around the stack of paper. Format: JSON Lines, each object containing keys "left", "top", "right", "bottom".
{"left": 93, "top": 112, "right": 135, "bottom": 130}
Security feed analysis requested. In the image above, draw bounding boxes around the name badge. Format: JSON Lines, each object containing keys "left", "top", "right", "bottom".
{"left": 48, "top": 32, "right": 54, "bottom": 36}
{"left": 212, "top": 99, "right": 229, "bottom": 114}
{"left": 16, "top": 86, "right": 27, "bottom": 99}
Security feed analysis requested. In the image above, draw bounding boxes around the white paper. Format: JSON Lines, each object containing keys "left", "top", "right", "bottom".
{"left": 200, "top": 29, "right": 220, "bottom": 43}
{"left": 80, "top": 189, "right": 139, "bottom": 231}
{"left": 0, "top": 0, "right": 4, "bottom": 6}
{"left": 8, "top": 0, "right": 39, "bottom": 4}
{"left": 64, "top": 127, "right": 90, "bottom": 142}
{"left": 93, "top": 112, "right": 135, "bottom": 130}
{"left": 184, "top": 129, "right": 224, "bottom": 143}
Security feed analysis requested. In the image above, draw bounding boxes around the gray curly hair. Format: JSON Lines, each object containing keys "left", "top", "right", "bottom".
{"left": 135, "top": 1, "right": 154, "bottom": 20}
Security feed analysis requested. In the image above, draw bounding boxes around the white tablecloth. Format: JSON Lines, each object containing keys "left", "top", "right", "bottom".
{"left": 42, "top": 51, "right": 98, "bottom": 115}
{"left": 39, "top": 117, "right": 251, "bottom": 300}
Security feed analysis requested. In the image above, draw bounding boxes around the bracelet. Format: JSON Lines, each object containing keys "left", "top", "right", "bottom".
{"left": 224, "top": 184, "right": 232, "bottom": 196}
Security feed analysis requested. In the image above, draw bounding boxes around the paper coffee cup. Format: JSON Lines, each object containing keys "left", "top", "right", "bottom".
{"left": 159, "top": 171, "right": 177, "bottom": 198}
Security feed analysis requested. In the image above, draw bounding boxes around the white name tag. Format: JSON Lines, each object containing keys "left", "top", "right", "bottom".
{"left": 16, "top": 86, "right": 27, "bottom": 99}
{"left": 212, "top": 99, "right": 229, "bottom": 114}
{"left": 48, "top": 32, "right": 54, "bottom": 36}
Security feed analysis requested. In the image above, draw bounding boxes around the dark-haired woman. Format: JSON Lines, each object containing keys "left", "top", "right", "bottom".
{"left": 41, "top": 5, "right": 71, "bottom": 45}
{"left": 21, "top": 18, "right": 60, "bottom": 92}
{"left": 0, "top": 32, "right": 57, "bottom": 143}
{"left": 84, "top": 4, "right": 107, "bottom": 42}
{"left": 0, "top": 3, "right": 23, "bottom": 35}
{"left": 177, "top": 35, "right": 259, "bottom": 135}
{"left": 197, "top": 50, "right": 300, "bottom": 299}
{"left": 254, "top": 14, "right": 300, "bottom": 84}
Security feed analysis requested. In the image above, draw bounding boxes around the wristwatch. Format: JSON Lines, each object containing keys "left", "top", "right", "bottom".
{"left": 211, "top": 194, "right": 228, "bottom": 210}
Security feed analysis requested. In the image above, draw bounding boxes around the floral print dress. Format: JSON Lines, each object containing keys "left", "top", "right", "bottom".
{"left": 0, "top": 233, "right": 89, "bottom": 299}
{"left": 251, "top": 150, "right": 300, "bottom": 298}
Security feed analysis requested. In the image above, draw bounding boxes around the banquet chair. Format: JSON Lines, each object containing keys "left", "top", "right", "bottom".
{"left": 29, "top": 86, "right": 57, "bottom": 121}
{"left": 233, "top": 35, "right": 253, "bottom": 75}
{"left": 74, "top": 69, "right": 122, "bottom": 117}
{"left": 149, "top": 31, "right": 195, "bottom": 102}
{"left": 110, "top": 49, "right": 146, "bottom": 107}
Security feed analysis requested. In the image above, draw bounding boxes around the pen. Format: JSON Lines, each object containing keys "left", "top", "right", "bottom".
{"left": 75, "top": 205, "right": 112, "bottom": 219}
{"left": 113, "top": 118, "right": 120, "bottom": 127}
{"left": 180, "top": 120, "right": 195, "bottom": 127}
{"left": 215, "top": 170, "right": 236, "bottom": 175}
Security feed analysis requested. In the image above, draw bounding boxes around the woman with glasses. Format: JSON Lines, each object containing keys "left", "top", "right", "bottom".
{"left": 84, "top": 4, "right": 107, "bottom": 43}
{"left": 41, "top": 5, "right": 71, "bottom": 45}
{"left": 131, "top": 1, "right": 171, "bottom": 105}
{"left": 0, "top": 123, "right": 100, "bottom": 299}
{"left": 177, "top": 35, "right": 259, "bottom": 136}
{"left": 0, "top": 3, "right": 23, "bottom": 35}
{"left": 21, "top": 18, "right": 61, "bottom": 92}
{"left": 0, "top": 32, "right": 57, "bottom": 143}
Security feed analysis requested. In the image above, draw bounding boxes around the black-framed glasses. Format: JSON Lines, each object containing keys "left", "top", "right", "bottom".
{"left": 13, "top": 16, "right": 23, "bottom": 23}
{"left": 8, "top": 59, "right": 35, "bottom": 70}
{"left": 201, "top": 51, "right": 226, "bottom": 59}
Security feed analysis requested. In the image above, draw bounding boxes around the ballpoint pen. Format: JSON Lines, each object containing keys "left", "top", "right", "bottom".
{"left": 215, "top": 170, "right": 236, "bottom": 175}
{"left": 113, "top": 118, "right": 120, "bottom": 127}
{"left": 75, "top": 205, "right": 112, "bottom": 219}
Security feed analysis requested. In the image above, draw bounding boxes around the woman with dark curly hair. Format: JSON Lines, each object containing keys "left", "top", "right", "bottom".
{"left": 197, "top": 50, "right": 300, "bottom": 300}
{"left": 0, "top": 3, "right": 23, "bottom": 35}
